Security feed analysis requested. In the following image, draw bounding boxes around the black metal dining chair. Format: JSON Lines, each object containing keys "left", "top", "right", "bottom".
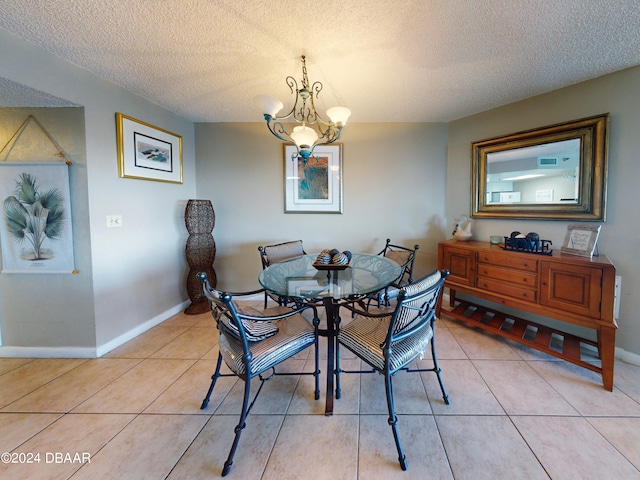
{"left": 368, "top": 239, "right": 419, "bottom": 308}
{"left": 258, "top": 240, "right": 306, "bottom": 308}
{"left": 198, "top": 272, "right": 320, "bottom": 476}
{"left": 335, "top": 269, "right": 450, "bottom": 471}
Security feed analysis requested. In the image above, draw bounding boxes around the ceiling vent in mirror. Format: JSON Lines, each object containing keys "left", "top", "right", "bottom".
{"left": 538, "top": 157, "right": 558, "bottom": 167}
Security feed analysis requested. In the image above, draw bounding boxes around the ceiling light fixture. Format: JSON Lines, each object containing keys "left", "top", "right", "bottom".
{"left": 254, "top": 55, "right": 351, "bottom": 162}
{"left": 501, "top": 174, "right": 546, "bottom": 181}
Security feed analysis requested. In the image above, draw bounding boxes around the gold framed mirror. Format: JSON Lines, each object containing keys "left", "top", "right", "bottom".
{"left": 472, "top": 114, "right": 609, "bottom": 221}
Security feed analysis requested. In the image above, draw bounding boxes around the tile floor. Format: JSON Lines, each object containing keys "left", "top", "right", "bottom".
{"left": 1, "top": 299, "right": 640, "bottom": 479}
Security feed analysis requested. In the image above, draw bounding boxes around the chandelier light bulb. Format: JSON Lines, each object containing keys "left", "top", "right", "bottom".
{"left": 290, "top": 125, "right": 319, "bottom": 149}
{"left": 254, "top": 95, "right": 283, "bottom": 118}
{"left": 327, "top": 106, "right": 351, "bottom": 126}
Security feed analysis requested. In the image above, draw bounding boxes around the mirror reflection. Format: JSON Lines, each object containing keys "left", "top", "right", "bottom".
{"left": 472, "top": 114, "right": 609, "bottom": 221}
{"left": 486, "top": 138, "right": 580, "bottom": 205}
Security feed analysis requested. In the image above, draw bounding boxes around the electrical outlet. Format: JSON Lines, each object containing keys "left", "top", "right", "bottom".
{"left": 614, "top": 275, "right": 621, "bottom": 319}
{"left": 106, "top": 215, "right": 123, "bottom": 228}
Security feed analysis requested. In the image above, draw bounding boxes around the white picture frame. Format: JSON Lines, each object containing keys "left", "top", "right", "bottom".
{"left": 561, "top": 224, "right": 601, "bottom": 257}
{"left": 284, "top": 144, "right": 343, "bottom": 213}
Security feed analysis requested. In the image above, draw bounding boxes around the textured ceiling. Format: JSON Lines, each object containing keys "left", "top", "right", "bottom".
{"left": 1, "top": 0, "right": 640, "bottom": 122}
{"left": 0, "top": 77, "right": 80, "bottom": 107}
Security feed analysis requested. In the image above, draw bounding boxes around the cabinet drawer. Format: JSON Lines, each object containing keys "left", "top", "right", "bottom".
{"left": 477, "top": 264, "right": 537, "bottom": 287}
{"left": 477, "top": 276, "right": 537, "bottom": 303}
{"left": 477, "top": 252, "right": 537, "bottom": 272}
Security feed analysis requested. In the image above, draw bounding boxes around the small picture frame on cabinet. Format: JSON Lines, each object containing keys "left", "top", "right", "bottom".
{"left": 561, "top": 224, "right": 601, "bottom": 258}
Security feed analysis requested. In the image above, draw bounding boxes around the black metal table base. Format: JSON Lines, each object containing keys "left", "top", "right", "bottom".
{"left": 322, "top": 297, "right": 337, "bottom": 416}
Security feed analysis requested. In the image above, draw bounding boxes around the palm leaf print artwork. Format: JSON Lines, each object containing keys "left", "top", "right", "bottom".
{"left": 3, "top": 172, "right": 66, "bottom": 261}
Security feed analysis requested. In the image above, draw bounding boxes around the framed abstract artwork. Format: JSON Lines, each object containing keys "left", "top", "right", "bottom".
{"left": 116, "top": 113, "right": 183, "bottom": 184}
{"left": 284, "top": 144, "right": 343, "bottom": 213}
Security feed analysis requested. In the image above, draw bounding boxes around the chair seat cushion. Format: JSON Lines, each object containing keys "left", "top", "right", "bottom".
{"left": 215, "top": 305, "right": 286, "bottom": 342}
{"left": 219, "top": 313, "right": 316, "bottom": 376}
{"left": 385, "top": 250, "right": 411, "bottom": 267}
{"left": 338, "top": 314, "right": 433, "bottom": 372}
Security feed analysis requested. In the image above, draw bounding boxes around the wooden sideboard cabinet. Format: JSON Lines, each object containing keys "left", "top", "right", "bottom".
{"left": 437, "top": 239, "right": 617, "bottom": 390}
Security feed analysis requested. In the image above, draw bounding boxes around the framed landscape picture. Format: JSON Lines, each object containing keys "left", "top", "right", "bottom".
{"left": 116, "top": 113, "right": 183, "bottom": 184}
{"left": 284, "top": 144, "right": 343, "bottom": 213}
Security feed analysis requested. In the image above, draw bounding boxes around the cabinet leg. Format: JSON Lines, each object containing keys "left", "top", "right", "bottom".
{"left": 448, "top": 288, "right": 456, "bottom": 308}
{"left": 599, "top": 326, "right": 616, "bottom": 391}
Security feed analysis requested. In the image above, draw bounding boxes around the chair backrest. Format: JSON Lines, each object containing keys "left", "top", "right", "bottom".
{"left": 388, "top": 269, "right": 448, "bottom": 340}
{"left": 258, "top": 240, "right": 306, "bottom": 269}
{"left": 199, "top": 274, "right": 278, "bottom": 341}
{"left": 377, "top": 239, "right": 419, "bottom": 285}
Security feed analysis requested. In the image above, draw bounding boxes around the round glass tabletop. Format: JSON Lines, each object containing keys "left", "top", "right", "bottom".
{"left": 259, "top": 253, "right": 403, "bottom": 301}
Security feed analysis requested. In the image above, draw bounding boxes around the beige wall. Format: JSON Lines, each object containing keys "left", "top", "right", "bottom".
{"left": 0, "top": 29, "right": 197, "bottom": 355}
{"left": 2, "top": 27, "right": 639, "bottom": 360}
{"left": 0, "top": 107, "right": 94, "bottom": 348}
{"left": 448, "top": 65, "right": 640, "bottom": 358}
{"left": 195, "top": 122, "right": 449, "bottom": 291}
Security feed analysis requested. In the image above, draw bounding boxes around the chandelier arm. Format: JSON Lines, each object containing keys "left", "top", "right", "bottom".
{"left": 308, "top": 81, "right": 331, "bottom": 126}
{"left": 301, "top": 106, "right": 315, "bottom": 125}
{"left": 309, "top": 126, "right": 345, "bottom": 155}
{"left": 272, "top": 81, "right": 299, "bottom": 121}
{"left": 265, "top": 118, "right": 294, "bottom": 144}
{"left": 311, "top": 80, "right": 323, "bottom": 98}
{"left": 307, "top": 131, "right": 342, "bottom": 158}
{"left": 272, "top": 76, "right": 301, "bottom": 121}
{"left": 304, "top": 95, "right": 319, "bottom": 125}
{"left": 285, "top": 76, "right": 297, "bottom": 95}
{"left": 297, "top": 98, "right": 312, "bottom": 124}
{"left": 311, "top": 81, "right": 331, "bottom": 126}
{"left": 273, "top": 104, "right": 298, "bottom": 121}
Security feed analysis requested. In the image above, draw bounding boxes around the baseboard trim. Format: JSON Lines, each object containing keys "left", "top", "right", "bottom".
{"left": 95, "top": 300, "right": 190, "bottom": 357}
{"left": 0, "top": 346, "right": 97, "bottom": 358}
{"left": 0, "top": 300, "right": 190, "bottom": 359}
{"left": 615, "top": 347, "right": 640, "bottom": 367}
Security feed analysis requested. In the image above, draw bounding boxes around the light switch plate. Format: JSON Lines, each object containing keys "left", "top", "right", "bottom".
{"left": 106, "top": 215, "right": 123, "bottom": 228}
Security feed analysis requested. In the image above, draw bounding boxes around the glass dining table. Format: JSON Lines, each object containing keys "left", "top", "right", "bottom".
{"left": 259, "top": 253, "right": 403, "bottom": 415}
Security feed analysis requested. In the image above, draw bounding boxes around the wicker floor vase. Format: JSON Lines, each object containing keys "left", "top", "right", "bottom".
{"left": 184, "top": 199, "right": 217, "bottom": 314}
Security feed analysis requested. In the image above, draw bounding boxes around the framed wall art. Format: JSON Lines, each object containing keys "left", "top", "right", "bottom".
{"left": 284, "top": 144, "right": 343, "bottom": 213}
{"left": 0, "top": 162, "right": 76, "bottom": 273}
{"left": 116, "top": 113, "right": 183, "bottom": 184}
{"left": 561, "top": 224, "right": 601, "bottom": 258}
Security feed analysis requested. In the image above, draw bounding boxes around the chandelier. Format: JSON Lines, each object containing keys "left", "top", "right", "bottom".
{"left": 254, "top": 55, "right": 351, "bottom": 161}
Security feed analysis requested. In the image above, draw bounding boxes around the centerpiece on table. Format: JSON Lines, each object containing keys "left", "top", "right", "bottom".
{"left": 313, "top": 248, "right": 353, "bottom": 270}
